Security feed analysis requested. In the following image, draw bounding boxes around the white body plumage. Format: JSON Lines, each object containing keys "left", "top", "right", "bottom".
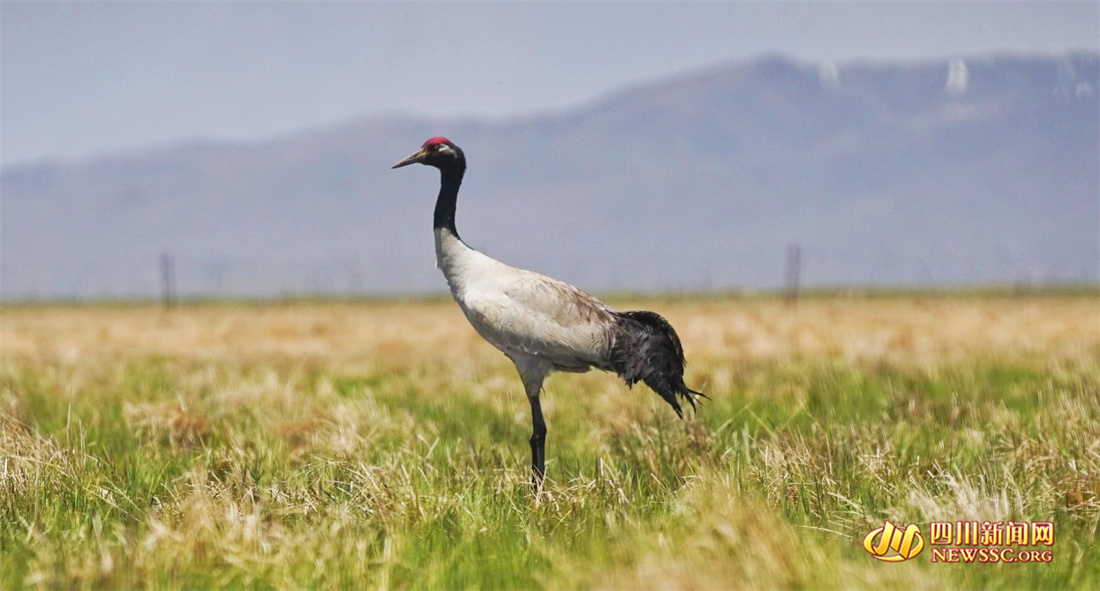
{"left": 435, "top": 226, "right": 614, "bottom": 382}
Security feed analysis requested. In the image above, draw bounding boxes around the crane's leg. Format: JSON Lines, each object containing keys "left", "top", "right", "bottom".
{"left": 516, "top": 363, "right": 548, "bottom": 491}
{"left": 528, "top": 394, "right": 547, "bottom": 489}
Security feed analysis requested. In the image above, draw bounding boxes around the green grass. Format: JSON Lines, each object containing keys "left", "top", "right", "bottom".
{"left": 1, "top": 298, "right": 1098, "bottom": 589}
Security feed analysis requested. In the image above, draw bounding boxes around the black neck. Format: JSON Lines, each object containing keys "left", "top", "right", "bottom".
{"left": 433, "top": 161, "right": 466, "bottom": 237}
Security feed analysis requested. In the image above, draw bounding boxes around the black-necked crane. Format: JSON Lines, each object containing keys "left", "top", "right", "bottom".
{"left": 392, "top": 137, "right": 706, "bottom": 487}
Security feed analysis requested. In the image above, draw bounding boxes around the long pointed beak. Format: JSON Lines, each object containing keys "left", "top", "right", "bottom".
{"left": 392, "top": 149, "right": 427, "bottom": 169}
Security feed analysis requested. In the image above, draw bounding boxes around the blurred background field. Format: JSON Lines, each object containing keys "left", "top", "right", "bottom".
{"left": 2, "top": 292, "right": 1096, "bottom": 366}
{"left": 2, "top": 293, "right": 1097, "bottom": 589}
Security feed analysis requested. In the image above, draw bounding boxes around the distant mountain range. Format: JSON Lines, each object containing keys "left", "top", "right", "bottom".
{"left": 3, "top": 52, "right": 1097, "bottom": 299}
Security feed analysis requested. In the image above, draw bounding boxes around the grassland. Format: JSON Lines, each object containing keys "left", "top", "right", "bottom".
{"left": 1, "top": 294, "right": 1098, "bottom": 589}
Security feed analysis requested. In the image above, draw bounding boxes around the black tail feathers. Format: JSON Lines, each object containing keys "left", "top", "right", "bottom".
{"left": 609, "top": 310, "right": 708, "bottom": 418}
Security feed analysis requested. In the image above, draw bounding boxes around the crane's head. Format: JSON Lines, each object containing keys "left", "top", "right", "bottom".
{"left": 392, "top": 137, "right": 464, "bottom": 170}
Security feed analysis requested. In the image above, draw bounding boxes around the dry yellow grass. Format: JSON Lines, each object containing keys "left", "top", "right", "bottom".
{"left": 2, "top": 294, "right": 1097, "bottom": 590}
{"left": 3, "top": 296, "right": 1095, "bottom": 368}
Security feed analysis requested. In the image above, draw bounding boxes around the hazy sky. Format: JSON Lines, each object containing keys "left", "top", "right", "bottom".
{"left": 2, "top": 1, "right": 1097, "bottom": 166}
